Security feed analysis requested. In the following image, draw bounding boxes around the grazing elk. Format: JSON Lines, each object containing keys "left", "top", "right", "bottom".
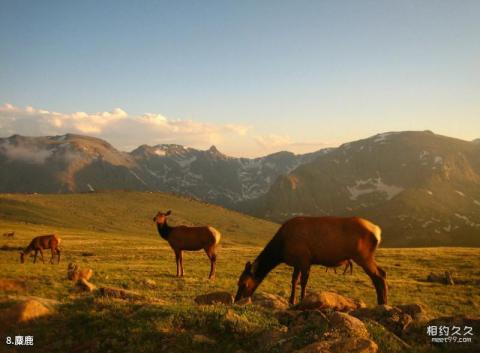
{"left": 326, "top": 259, "right": 353, "bottom": 275}
{"left": 235, "top": 216, "right": 387, "bottom": 305}
{"left": 3, "top": 231, "right": 15, "bottom": 238}
{"left": 20, "top": 234, "right": 61, "bottom": 264}
{"left": 153, "top": 210, "right": 221, "bottom": 279}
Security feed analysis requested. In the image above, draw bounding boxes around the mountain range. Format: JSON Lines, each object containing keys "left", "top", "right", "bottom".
{"left": 0, "top": 134, "right": 325, "bottom": 207}
{"left": 251, "top": 131, "right": 480, "bottom": 246}
{"left": 1, "top": 131, "right": 479, "bottom": 246}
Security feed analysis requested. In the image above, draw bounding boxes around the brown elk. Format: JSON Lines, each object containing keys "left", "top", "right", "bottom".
{"left": 153, "top": 210, "right": 221, "bottom": 279}
{"left": 235, "top": 216, "right": 387, "bottom": 305}
{"left": 20, "top": 234, "right": 61, "bottom": 264}
{"left": 326, "top": 259, "right": 353, "bottom": 275}
{"left": 3, "top": 231, "right": 15, "bottom": 238}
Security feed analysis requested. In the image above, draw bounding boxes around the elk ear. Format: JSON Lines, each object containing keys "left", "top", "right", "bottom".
{"left": 244, "top": 261, "right": 252, "bottom": 272}
{"left": 165, "top": 210, "right": 172, "bottom": 216}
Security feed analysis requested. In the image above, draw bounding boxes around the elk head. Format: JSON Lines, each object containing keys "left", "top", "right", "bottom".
{"left": 153, "top": 210, "right": 172, "bottom": 225}
{"left": 234, "top": 261, "right": 260, "bottom": 302}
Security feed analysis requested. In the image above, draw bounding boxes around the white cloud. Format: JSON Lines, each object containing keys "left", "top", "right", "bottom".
{"left": 0, "top": 103, "right": 327, "bottom": 157}
{"left": 0, "top": 103, "right": 248, "bottom": 152}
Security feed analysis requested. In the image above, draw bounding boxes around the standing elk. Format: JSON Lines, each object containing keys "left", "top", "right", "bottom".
{"left": 20, "top": 234, "right": 61, "bottom": 264}
{"left": 235, "top": 216, "right": 387, "bottom": 305}
{"left": 326, "top": 259, "right": 353, "bottom": 275}
{"left": 153, "top": 210, "right": 221, "bottom": 279}
{"left": 3, "top": 232, "right": 15, "bottom": 238}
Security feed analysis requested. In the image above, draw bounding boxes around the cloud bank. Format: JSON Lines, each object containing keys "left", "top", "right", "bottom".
{"left": 0, "top": 103, "right": 328, "bottom": 157}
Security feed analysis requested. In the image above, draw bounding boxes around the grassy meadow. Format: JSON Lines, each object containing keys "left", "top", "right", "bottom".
{"left": 0, "top": 191, "right": 479, "bottom": 352}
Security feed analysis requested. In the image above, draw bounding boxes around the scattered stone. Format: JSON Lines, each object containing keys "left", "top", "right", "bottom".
{"left": 194, "top": 291, "right": 234, "bottom": 305}
{"left": 252, "top": 292, "right": 289, "bottom": 311}
{"left": 143, "top": 278, "right": 157, "bottom": 289}
{"left": 426, "top": 271, "right": 455, "bottom": 285}
{"left": 297, "top": 291, "right": 366, "bottom": 312}
{"left": 0, "top": 278, "right": 27, "bottom": 293}
{"left": 192, "top": 334, "right": 216, "bottom": 345}
{"left": 287, "top": 310, "right": 329, "bottom": 337}
{"left": 76, "top": 278, "right": 96, "bottom": 292}
{"left": 351, "top": 305, "right": 413, "bottom": 336}
{"left": 67, "top": 263, "right": 93, "bottom": 281}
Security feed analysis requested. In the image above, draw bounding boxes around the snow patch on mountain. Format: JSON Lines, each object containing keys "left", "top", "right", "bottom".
{"left": 347, "top": 177, "right": 404, "bottom": 201}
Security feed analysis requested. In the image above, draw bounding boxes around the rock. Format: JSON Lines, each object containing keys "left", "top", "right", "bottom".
{"left": 0, "top": 278, "right": 27, "bottom": 293}
{"left": 256, "top": 327, "right": 288, "bottom": 350}
{"left": 192, "top": 334, "right": 216, "bottom": 345}
{"left": 235, "top": 297, "right": 252, "bottom": 306}
{"left": 252, "top": 292, "right": 289, "bottom": 311}
{"left": 194, "top": 291, "right": 234, "bottom": 305}
{"left": 326, "top": 311, "right": 370, "bottom": 339}
{"left": 426, "top": 271, "right": 455, "bottom": 285}
{"left": 351, "top": 305, "right": 413, "bottom": 336}
{"left": 297, "top": 291, "right": 366, "bottom": 312}
{"left": 3, "top": 299, "right": 52, "bottom": 325}
{"left": 287, "top": 310, "right": 329, "bottom": 337}
{"left": 295, "top": 337, "right": 378, "bottom": 353}
{"left": 67, "top": 263, "right": 93, "bottom": 281}
{"left": 76, "top": 278, "right": 96, "bottom": 292}
{"left": 143, "top": 278, "right": 157, "bottom": 289}
{"left": 397, "top": 303, "right": 431, "bottom": 322}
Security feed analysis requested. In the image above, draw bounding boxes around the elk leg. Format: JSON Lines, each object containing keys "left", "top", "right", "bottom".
{"left": 33, "top": 250, "right": 38, "bottom": 263}
{"left": 208, "top": 252, "right": 217, "bottom": 280}
{"left": 39, "top": 249, "right": 45, "bottom": 263}
{"left": 289, "top": 267, "right": 300, "bottom": 305}
{"left": 57, "top": 248, "right": 61, "bottom": 264}
{"left": 358, "top": 259, "right": 388, "bottom": 305}
{"left": 300, "top": 266, "right": 311, "bottom": 302}
{"left": 179, "top": 251, "right": 184, "bottom": 277}
{"left": 50, "top": 248, "right": 55, "bottom": 264}
{"left": 333, "top": 267, "right": 337, "bottom": 274}
{"left": 174, "top": 250, "right": 181, "bottom": 277}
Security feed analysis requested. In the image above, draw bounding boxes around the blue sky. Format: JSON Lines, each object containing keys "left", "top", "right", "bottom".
{"left": 1, "top": 1, "right": 479, "bottom": 156}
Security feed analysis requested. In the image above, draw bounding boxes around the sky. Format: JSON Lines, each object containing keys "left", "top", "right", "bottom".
{"left": 1, "top": 0, "right": 479, "bottom": 157}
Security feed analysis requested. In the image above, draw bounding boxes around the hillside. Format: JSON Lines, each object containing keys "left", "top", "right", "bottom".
{"left": 0, "top": 191, "right": 277, "bottom": 246}
{"left": 251, "top": 131, "right": 480, "bottom": 247}
{"left": 0, "top": 134, "right": 324, "bottom": 207}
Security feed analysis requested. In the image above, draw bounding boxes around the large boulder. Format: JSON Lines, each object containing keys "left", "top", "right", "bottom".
{"left": 194, "top": 291, "right": 234, "bottom": 305}
{"left": 351, "top": 305, "right": 413, "bottom": 336}
{"left": 297, "top": 291, "right": 366, "bottom": 312}
{"left": 253, "top": 292, "right": 290, "bottom": 311}
{"left": 326, "top": 311, "right": 370, "bottom": 339}
{"left": 1, "top": 299, "right": 53, "bottom": 331}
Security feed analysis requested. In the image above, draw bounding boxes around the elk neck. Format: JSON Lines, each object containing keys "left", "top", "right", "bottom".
{"left": 157, "top": 221, "right": 172, "bottom": 240}
{"left": 251, "top": 235, "right": 283, "bottom": 283}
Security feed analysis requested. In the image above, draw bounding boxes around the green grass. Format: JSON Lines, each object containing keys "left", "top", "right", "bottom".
{"left": 0, "top": 191, "right": 479, "bottom": 352}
